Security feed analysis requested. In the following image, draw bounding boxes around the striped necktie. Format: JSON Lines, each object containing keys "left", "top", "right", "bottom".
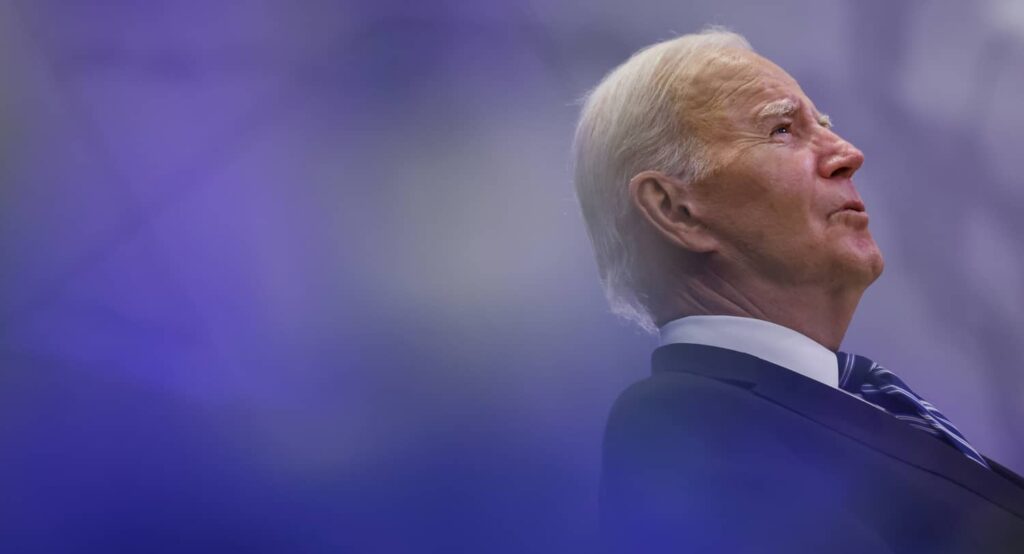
{"left": 836, "top": 351, "right": 990, "bottom": 469}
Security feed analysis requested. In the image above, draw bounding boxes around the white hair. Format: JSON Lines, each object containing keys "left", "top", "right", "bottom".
{"left": 572, "top": 28, "right": 753, "bottom": 334}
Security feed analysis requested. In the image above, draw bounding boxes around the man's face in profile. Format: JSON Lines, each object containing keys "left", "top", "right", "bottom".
{"left": 685, "top": 49, "right": 885, "bottom": 290}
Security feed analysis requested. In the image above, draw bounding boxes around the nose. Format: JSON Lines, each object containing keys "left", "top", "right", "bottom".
{"left": 817, "top": 129, "right": 864, "bottom": 180}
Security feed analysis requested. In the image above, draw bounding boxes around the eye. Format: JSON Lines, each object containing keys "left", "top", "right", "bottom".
{"left": 770, "top": 124, "right": 791, "bottom": 137}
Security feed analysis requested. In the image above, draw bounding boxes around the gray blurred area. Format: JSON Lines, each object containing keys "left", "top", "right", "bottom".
{"left": 1, "top": 0, "right": 1022, "bottom": 551}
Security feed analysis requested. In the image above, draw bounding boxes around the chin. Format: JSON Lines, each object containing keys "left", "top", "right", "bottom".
{"left": 841, "top": 242, "right": 885, "bottom": 287}
{"left": 862, "top": 253, "right": 885, "bottom": 285}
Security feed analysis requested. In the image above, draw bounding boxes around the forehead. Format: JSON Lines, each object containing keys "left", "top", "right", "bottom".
{"left": 683, "top": 49, "right": 811, "bottom": 126}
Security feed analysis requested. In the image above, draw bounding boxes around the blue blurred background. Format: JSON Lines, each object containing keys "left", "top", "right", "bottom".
{"left": 1, "top": 1, "right": 1023, "bottom": 551}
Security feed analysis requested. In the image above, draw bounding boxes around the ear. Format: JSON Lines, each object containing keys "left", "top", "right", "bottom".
{"left": 628, "top": 170, "right": 718, "bottom": 254}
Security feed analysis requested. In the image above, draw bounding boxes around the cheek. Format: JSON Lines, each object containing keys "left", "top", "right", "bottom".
{"left": 754, "top": 178, "right": 812, "bottom": 228}
{"left": 770, "top": 167, "right": 822, "bottom": 228}
{"left": 699, "top": 158, "right": 818, "bottom": 242}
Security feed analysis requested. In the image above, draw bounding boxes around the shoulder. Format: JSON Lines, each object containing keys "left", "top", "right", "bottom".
{"left": 605, "top": 369, "right": 772, "bottom": 449}
{"left": 599, "top": 370, "right": 862, "bottom": 552}
{"left": 611, "top": 368, "right": 756, "bottom": 411}
{"left": 600, "top": 359, "right": 823, "bottom": 503}
{"left": 601, "top": 367, "right": 801, "bottom": 513}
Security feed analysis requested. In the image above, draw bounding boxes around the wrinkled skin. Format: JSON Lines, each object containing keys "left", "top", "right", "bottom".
{"left": 632, "top": 48, "right": 885, "bottom": 348}
{"left": 687, "top": 48, "right": 884, "bottom": 293}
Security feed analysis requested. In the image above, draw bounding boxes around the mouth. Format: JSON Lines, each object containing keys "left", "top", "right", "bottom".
{"left": 831, "top": 200, "right": 866, "bottom": 217}
{"left": 830, "top": 200, "right": 869, "bottom": 227}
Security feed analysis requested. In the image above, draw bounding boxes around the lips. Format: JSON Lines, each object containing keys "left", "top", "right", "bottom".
{"left": 841, "top": 200, "right": 865, "bottom": 212}
{"left": 831, "top": 200, "right": 866, "bottom": 216}
{"left": 829, "top": 199, "right": 870, "bottom": 228}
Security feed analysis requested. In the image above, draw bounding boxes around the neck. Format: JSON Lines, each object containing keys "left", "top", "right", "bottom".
{"left": 654, "top": 265, "right": 865, "bottom": 351}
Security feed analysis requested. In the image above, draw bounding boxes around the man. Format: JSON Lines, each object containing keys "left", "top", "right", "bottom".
{"left": 573, "top": 28, "right": 1024, "bottom": 552}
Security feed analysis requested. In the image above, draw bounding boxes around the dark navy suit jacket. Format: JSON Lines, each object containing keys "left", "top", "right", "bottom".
{"left": 600, "top": 343, "right": 1024, "bottom": 553}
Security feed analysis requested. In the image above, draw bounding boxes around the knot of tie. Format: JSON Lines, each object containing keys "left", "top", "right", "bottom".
{"left": 836, "top": 351, "right": 990, "bottom": 469}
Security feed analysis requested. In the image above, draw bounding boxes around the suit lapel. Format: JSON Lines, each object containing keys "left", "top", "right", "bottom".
{"left": 987, "top": 457, "right": 1024, "bottom": 490}
{"left": 653, "top": 343, "right": 1024, "bottom": 519}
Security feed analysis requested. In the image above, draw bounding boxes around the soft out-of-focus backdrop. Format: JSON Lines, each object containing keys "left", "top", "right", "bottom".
{"left": 1, "top": 1, "right": 1022, "bottom": 551}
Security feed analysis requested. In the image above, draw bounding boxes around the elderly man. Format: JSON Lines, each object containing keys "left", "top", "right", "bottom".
{"left": 574, "top": 29, "right": 1024, "bottom": 552}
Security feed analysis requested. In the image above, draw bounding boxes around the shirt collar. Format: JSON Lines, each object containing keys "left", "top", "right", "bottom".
{"left": 659, "top": 315, "right": 839, "bottom": 388}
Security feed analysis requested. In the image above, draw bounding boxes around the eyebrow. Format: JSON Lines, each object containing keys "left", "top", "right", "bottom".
{"left": 757, "top": 99, "right": 798, "bottom": 120}
{"left": 757, "top": 98, "right": 834, "bottom": 128}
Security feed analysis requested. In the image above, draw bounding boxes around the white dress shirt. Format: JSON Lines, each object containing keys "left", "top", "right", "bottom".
{"left": 659, "top": 315, "right": 839, "bottom": 388}
{"left": 659, "top": 315, "right": 888, "bottom": 410}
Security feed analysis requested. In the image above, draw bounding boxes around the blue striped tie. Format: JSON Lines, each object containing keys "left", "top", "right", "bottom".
{"left": 836, "top": 352, "right": 990, "bottom": 469}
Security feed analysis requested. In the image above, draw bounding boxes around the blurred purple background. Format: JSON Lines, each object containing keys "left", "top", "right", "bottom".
{"left": 2, "top": 1, "right": 1023, "bottom": 551}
